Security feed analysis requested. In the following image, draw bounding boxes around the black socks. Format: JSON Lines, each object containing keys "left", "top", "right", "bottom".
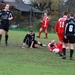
{"left": 39, "top": 43, "right": 42, "bottom": 46}
{"left": 5, "top": 35, "right": 8, "bottom": 46}
{"left": 62, "top": 48, "right": 66, "bottom": 56}
{"left": 70, "top": 49, "right": 74, "bottom": 58}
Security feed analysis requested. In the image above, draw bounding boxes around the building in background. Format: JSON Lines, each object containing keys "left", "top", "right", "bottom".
{"left": 4, "top": 0, "right": 15, "bottom": 2}
{"left": 2, "top": 0, "right": 33, "bottom": 4}
{"left": 0, "top": 0, "right": 43, "bottom": 28}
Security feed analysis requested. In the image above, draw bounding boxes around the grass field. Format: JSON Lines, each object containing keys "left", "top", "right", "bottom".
{"left": 0, "top": 30, "right": 75, "bottom": 75}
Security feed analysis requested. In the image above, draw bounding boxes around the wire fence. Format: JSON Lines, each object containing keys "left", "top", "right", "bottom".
{"left": 59, "top": 0, "right": 75, "bottom": 16}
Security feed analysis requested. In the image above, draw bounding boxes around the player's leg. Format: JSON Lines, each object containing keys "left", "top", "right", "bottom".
{"left": 44, "top": 29, "right": 48, "bottom": 38}
{"left": 56, "top": 43, "right": 63, "bottom": 56}
{"left": 0, "top": 21, "right": 4, "bottom": 44}
{"left": 58, "top": 34, "right": 64, "bottom": 44}
{"left": 69, "top": 37, "right": 74, "bottom": 60}
{"left": 5, "top": 31, "right": 9, "bottom": 46}
{"left": 37, "top": 28, "right": 43, "bottom": 38}
{"left": 37, "top": 41, "right": 46, "bottom": 47}
{"left": 32, "top": 40, "right": 40, "bottom": 48}
{"left": 0, "top": 29, "right": 4, "bottom": 44}
{"left": 57, "top": 34, "right": 65, "bottom": 56}
{"left": 62, "top": 37, "right": 68, "bottom": 59}
{"left": 33, "top": 40, "right": 46, "bottom": 48}
{"left": 34, "top": 42, "right": 47, "bottom": 48}
{"left": 62, "top": 42, "right": 67, "bottom": 59}
{"left": 69, "top": 44, "right": 74, "bottom": 60}
{"left": 59, "top": 45, "right": 69, "bottom": 56}
{"left": 5, "top": 23, "right": 10, "bottom": 46}
{"left": 33, "top": 44, "right": 39, "bottom": 48}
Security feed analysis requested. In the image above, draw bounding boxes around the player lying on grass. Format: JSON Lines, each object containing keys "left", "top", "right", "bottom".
{"left": 47, "top": 40, "right": 69, "bottom": 56}
{"left": 22, "top": 30, "right": 46, "bottom": 48}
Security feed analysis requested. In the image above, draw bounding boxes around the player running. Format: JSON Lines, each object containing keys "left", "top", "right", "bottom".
{"left": 0, "top": 4, "right": 13, "bottom": 46}
{"left": 37, "top": 12, "right": 49, "bottom": 39}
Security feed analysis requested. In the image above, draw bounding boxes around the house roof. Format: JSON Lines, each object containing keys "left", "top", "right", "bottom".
{"left": 5, "top": 2, "right": 43, "bottom": 13}
{"left": 0, "top": 0, "right": 3, "bottom": 2}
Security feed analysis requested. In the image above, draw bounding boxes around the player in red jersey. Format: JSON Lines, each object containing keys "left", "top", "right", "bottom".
{"left": 48, "top": 40, "right": 69, "bottom": 56}
{"left": 48, "top": 40, "right": 63, "bottom": 52}
{"left": 55, "top": 12, "right": 68, "bottom": 43}
{"left": 37, "top": 13, "right": 49, "bottom": 38}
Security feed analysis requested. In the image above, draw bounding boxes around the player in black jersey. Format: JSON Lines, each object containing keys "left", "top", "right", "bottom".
{"left": 0, "top": 4, "right": 13, "bottom": 46}
{"left": 62, "top": 12, "right": 75, "bottom": 60}
{"left": 22, "top": 30, "right": 46, "bottom": 48}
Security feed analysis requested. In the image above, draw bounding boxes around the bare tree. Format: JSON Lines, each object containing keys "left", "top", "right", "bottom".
{"left": 30, "top": 0, "right": 60, "bottom": 14}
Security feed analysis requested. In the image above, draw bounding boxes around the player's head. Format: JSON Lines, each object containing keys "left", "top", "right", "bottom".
{"left": 29, "top": 30, "right": 33, "bottom": 35}
{"left": 5, "top": 4, "right": 10, "bottom": 10}
{"left": 63, "top": 11, "right": 68, "bottom": 16}
{"left": 70, "top": 12, "right": 74, "bottom": 17}
{"left": 50, "top": 40, "right": 55, "bottom": 47}
{"left": 44, "top": 12, "right": 47, "bottom": 16}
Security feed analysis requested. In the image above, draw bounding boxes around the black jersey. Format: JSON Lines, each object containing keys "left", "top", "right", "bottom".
{"left": 64, "top": 18, "right": 75, "bottom": 36}
{"left": 0, "top": 9, "right": 13, "bottom": 31}
{"left": 23, "top": 33, "right": 35, "bottom": 44}
{"left": 0, "top": 9, "right": 13, "bottom": 20}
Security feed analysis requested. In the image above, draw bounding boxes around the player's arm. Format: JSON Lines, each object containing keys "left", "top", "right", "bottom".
{"left": 44, "top": 17, "right": 48, "bottom": 27}
{"left": 64, "top": 20, "right": 68, "bottom": 39}
{"left": 8, "top": 11, "right": 13, "bottom": 20}
{"left": 30, "top": 41, "right": 34, "bottom": 48}
{"left": 55, "top": 21, "right": 59, "bottom": 33}
{"left": 22, "top": 34, "right": 28, "bottom": 48}
{"left": 30, "top": 34, "right": 35, "bottom": 48}
{"left": 22, "top": 42, "right": 26, "bottom": 48}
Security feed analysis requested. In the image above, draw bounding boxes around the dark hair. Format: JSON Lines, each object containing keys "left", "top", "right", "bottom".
{"left": 70, "top": 12, "right": 74, "bottom": 17}
{"left": 64, "top": 11, "right": 68, "bottom": 15}
{"left": 50, "top": 43, "right": 54, "bottom": 47}
{"left": 29, "top": 29, "right": 33, "bottom": 32}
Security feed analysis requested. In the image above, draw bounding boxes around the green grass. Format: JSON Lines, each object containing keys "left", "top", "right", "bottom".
{"left": 0, "top": 30, "right": 75, "bottom": 75}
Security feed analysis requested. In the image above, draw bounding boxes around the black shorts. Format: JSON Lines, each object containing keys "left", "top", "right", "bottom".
{"left": 63, "top": 36, "right": 75, "bottom": 43}
{"left": 26, "top": 40, "right": 38, "bottom": 48}
{"left": 0, "top": 20, "right": 9, "bottom": 32}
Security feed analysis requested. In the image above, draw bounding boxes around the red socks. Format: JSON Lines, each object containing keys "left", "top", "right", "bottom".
{"left": 38, "top": 31, "right": 42, "bottom": 37}
{"left": 45, "top": 33, "right": 48, "bottom": 38}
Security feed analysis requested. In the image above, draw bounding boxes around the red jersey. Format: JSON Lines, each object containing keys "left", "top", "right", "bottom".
{"left": 56, "top": 43, "right": 62, "bottom": 52}
{"left": 48, "top": 42, "right": 63, "bottom": 52}
{"left": 41, "top": 16, "right": 49, "bottom": 29}
{"left": 56, "top": 16, "right": 67, "bottom": 34}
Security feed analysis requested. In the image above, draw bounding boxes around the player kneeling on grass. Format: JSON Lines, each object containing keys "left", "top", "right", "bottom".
{"left": 47, "top": 40, "right": 69, "bottom": 56}
{"left": 22, "top": 30, "right": 46, "bottom": 48}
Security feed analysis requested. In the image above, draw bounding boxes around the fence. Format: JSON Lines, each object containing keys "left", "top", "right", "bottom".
{"left": 59, "top": 0, "right": 75, "bottom": 17}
